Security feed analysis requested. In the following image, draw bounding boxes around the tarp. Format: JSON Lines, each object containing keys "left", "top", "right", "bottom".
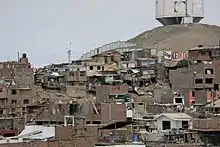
{"left": 14, "top": 125, "right": 55, "bottom": 140}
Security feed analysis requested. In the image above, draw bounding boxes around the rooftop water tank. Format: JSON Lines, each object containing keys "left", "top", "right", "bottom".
{"left": 155, "top": 0, "right": 204, "bottom": 26}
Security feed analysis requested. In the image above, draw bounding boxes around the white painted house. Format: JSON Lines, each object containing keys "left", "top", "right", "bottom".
{"left": 155, "top": 113, "right": 193, "bottom": 132}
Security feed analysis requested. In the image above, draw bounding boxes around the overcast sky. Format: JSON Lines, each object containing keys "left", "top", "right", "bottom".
{"left": 0, "top": 0, "right": 219, "bottom": 67}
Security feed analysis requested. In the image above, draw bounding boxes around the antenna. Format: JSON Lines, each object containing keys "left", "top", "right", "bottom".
{"left": 183, "top": 0, "right": 193, "bottom": 24}
{"left": 67, "top": 42, "right": 72, "bottom": 65}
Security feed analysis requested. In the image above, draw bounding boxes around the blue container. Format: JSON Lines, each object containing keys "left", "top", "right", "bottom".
{"left": 132, "top": 133, "right": 138, "bottom": 142}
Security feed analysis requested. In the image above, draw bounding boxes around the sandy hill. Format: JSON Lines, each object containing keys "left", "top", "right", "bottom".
{"left": 128, "top": 24, "right": 220, "bottom": 52}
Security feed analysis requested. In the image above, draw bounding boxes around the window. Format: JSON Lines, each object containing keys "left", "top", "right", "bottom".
{"left": 92, "top": 121, "right": 101, "bottom": 124}
{"left": 0, "top": 88, "right": 3, "bottom": 92}
{"left": 182, "top": 121, "right": 189, "bottom": 129}
{"left": 214, "top": 84, "right": 219, "bottom": 91}
{"left": 11, "top": 100, "right": 17, "bottom": 104}
{"left": 11, "top": 90, "right": 17, "bottom": 95}
{"left": 80, "top": 71, "right": 86, "bottom": 76}
{"left": 97, "top": 66, "right": 101, "bottom": 70}
{"left": 0, "top": 109, "right": 3, "bottom": 115}
{"left": 205, "top": 78, "right": 213, "bottom": 84}
{"left": 86, "top": 121, "right": 91, "bottom": 124}
{"left": 89, "top": 66, "right": 93, "bottom": 70}
{"left": 192, "top": 91, "right": 195, "bottom": 97}
{"left": 175, "top": 98, "right": 183, "bottom": 103}
{"left": 23, "top": 99, "right": 29, "bottom": 104}
{"left": 162, "top": 121, "right": 171, "bottom": 130}
{"left": 111, "top": 56, "right": 114, "bottom": 62}
{"left": 104, "top": 56, "right": 108, "bottom": 63}
{"left": 209, "top": 51, "right": 212, "bottom": 57}
{"left": 22, "top": 107, "right": 25, "bottom": 111}
{"left": 205, "top": 68, "right": 214, "bottom": 74}
{"left": 195, "top": 78, "right": 203, "bottom": 84}
{"left": 66, "top": 117, "right": 73, "bottom": 125}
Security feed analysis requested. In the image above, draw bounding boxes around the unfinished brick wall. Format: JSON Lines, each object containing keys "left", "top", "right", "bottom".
{"left": 96, "top": 85, "right": 128, "bottom": 103}
{"left": 193, "top": 119, "right": 220, "bottom": 130}
{"left": 55, "top": 126, "right": 98, "bottom": 140}
{"left": 84, "top": 103, "right": 126, "bottom": 123}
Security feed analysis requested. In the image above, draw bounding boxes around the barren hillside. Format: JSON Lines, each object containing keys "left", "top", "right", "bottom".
{"left": 128, "top": 24, "right": 220, "bottom": 51}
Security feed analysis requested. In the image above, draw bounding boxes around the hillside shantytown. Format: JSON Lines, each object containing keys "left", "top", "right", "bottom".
{"left": 1, "top": 1, "right": 220, "bottom": 147}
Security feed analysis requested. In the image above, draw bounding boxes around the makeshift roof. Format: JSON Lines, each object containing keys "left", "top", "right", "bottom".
{"left": 99, "top": 121, "right": 132, "bottom": 130}
{"left": 12, "top": 125, "right": 55, "bottom": 140}
{"left": 189, "top": 45, "right": 220, "bottom": 51}
{"left": 163, "top": 60, "right": 179, "bottom": 68}
{"left": 155, "top": 113, "right": 192, "bottom": 120}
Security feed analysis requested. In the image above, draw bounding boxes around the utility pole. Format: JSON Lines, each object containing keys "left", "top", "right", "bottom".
{"left": 67, "top": 42, "right": 72, "bottom": 65}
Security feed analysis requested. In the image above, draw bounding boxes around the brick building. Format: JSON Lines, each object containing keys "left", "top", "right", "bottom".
{"left": 62, "top": 69, "right": 87, "bottom": 98}
{"left": 96, "top": 85, "right": 129, "bottom": 103}
{"left": 169, "top": 46, "right": 220, "bottom": 105}
{"left": 0, "top": 53, "right": 35, "bottom": 116}
{"left": 83, "top": 103, "right": 126, "bottom": 124}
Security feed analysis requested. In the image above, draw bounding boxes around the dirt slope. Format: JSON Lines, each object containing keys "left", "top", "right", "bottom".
{"left": 128, "top": 24, "right": 220, "bottom": 51}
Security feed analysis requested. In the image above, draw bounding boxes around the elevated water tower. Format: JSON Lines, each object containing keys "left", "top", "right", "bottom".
{"left": 155, "top": 0, "right": 204, "bottom": 26}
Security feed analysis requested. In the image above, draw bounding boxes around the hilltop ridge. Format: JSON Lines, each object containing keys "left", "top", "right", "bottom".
{"left": 128, "top": 23, "right": 220, "bottom": 51}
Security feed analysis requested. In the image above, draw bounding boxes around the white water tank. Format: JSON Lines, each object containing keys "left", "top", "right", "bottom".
{"left": 155, "top": 0, "right": 204, "bottom": 26}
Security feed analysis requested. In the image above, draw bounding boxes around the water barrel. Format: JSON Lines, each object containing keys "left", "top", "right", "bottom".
{"left": 132, "top": 133, "right": 138, "bottom": 142}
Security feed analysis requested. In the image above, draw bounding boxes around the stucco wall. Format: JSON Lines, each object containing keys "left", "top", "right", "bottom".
{"left": 156, "top": 115, "right": 192, "bottom": 131}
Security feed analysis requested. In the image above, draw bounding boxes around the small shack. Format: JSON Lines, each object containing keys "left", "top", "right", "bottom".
{"left": 155, "top": 113, "right": 193, "bottom": 131}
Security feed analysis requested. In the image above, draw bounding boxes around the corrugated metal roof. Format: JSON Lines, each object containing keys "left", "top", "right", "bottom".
{"left": 17, "top": 125, "right": 55, "bottom": 140}
{"left": 0, "top": 125, "right": 55, "bottom": 144}
{"left": 156, "top": 113, "right": 192, "bottom": 120}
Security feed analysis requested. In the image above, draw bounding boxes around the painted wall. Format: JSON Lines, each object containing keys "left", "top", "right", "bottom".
{"left": 171, "top": 52, "right": 187, "bottom": 61}
{"left": 156, "top": 115, "right": 192, "bottom": 131}
{"left": 188, "top": 90, "right": 195, "bottom": 105}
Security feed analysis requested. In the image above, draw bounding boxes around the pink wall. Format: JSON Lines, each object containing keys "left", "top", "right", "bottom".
{"left": 188, "top": 91, "right": 195, "bottom": 105}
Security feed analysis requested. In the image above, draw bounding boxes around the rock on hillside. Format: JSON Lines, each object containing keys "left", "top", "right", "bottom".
{"left": 128, "top": 24, "right": 220, "bottom": 52}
